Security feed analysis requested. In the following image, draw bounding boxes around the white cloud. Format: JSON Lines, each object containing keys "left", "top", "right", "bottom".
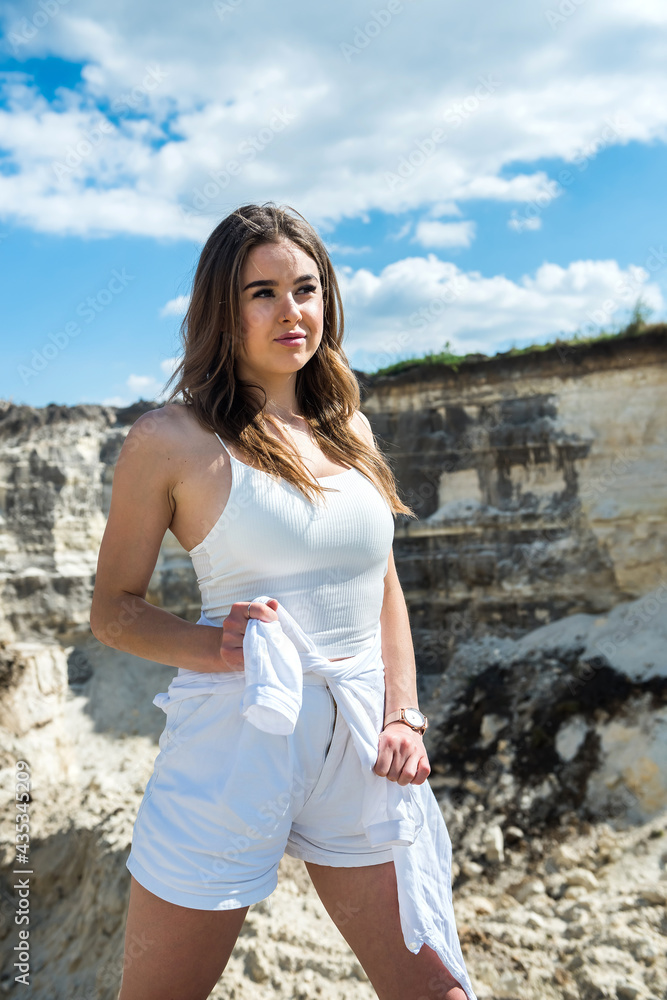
{"left": 606, "top": 0, "right": 667, "bottom": 24}
{"left": 427, "top": 202, "right": 463, "bottom": 219}
{"left": 160, "top": 295, "right": 189, "bottom": 317}
{"left": 160, "top": 356, "right": 180, "bottom": 376}
{"left": 338, "top": 255, "right": 665, "bottom": 372}
{"left": 325, "top": 242, "right": 371, "bottom": 256}
{"left": 97, "top": 250, "right": 664, "bottom": 401}
{"left": 102, "top": 361, "right": 178, "bottom": 406}
{"left": 388, "top": 221, "right": 413, "bottom": 241}
{"left": 0, "top": 0, "right": 665, "bottom": 238}
{"left": 101, "top": 394, "right": 129, "bottom": 407}
{"left": 126, "top": 373, "right": 162, "bottom": 397}
{"left": 413, "top": 219, "right": 476, "bottom": 249}
{"left": 508, "top": 213, "right": 543, "bottom": 232}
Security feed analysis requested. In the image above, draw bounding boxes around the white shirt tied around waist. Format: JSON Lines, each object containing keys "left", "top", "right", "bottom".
{"left": 153, "top": 595, "right": 478, "bottom": 1000}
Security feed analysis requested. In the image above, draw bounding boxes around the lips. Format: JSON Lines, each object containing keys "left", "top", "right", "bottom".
{"left": 275, "top": 333, "right": 306, "bottom": 343}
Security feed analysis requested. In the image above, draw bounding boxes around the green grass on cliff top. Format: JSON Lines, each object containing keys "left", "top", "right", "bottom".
{"left": 369, "top": 299, "right": 662, "bottom": 377}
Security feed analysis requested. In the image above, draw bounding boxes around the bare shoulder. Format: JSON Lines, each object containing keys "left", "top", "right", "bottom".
{"left": 121, "top": 401, "right": 204, "bottom": 458}
{"left": 115, "top": 405, "right": 215, "bottom": 497}
{"left": 350, "top": 408, "right": 376, "bottom": 449}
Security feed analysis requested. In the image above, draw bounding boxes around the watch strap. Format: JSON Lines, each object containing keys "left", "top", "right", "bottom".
{"left": 383, "top": 708, "right": 428, "bottom": 733}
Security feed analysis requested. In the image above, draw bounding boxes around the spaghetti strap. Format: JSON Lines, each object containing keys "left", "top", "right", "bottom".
{"left": 213, "top": 432, "right": 234, "bottom": 460}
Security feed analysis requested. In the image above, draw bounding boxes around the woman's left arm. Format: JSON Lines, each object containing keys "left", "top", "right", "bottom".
{"left": 352, "top": 409, "right": 431, "bottom": 787}
{"left": 373, "top": 548, "right": 431, "bottom": 786}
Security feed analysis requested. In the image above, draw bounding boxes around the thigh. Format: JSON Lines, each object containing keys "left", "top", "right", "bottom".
{"left": 118, "top": 877, "right": 249, "bottom": 1000}
{"left": 304, "top": 861, "right": 469, "bottom": 1000}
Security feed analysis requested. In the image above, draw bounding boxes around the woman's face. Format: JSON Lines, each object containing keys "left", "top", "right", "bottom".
{"left": 236, "top": 239, "right": 324, "bottom": 379}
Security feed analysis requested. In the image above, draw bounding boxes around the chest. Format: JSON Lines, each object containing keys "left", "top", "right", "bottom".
{"left": 191, "top": 464, "right": 395, "bottom": 575}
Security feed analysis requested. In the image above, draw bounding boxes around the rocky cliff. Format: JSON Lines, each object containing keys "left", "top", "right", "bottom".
{"left": 359, "top": 327, "right": 667, "bottom": 671}
{"left": 0, "top": 328, "right": 666, "bottom": 1000}
{"left": 0, "top": 400, "right": 199, "bottom": 648}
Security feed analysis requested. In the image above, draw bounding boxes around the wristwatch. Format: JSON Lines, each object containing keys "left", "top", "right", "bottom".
{"left": 383, "top": 707, "right": 428, "bottom": 735}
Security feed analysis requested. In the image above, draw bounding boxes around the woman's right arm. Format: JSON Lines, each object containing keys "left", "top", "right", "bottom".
{"left": 90, "top": 410, "right": 263, "bottom": 673}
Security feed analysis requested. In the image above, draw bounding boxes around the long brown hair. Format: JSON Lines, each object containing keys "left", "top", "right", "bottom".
{"left": 165, "top": 202, "right": 415, "bottom": 516}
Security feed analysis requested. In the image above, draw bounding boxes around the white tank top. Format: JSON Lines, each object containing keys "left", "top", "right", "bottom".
{"left": 187, "top": 433, "right": 396, "bottom": 658}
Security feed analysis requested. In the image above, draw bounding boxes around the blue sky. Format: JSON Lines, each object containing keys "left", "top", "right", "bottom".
{"left": 1, "top": 0, "right": 666, "bottom": 407}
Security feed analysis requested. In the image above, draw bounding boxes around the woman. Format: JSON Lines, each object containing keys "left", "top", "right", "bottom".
{"left": 90, "top": 203, "right": 476, "bottom": 1000}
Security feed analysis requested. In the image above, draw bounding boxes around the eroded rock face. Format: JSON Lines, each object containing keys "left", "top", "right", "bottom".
{"left": 1, "top": 332, "right": 666, "bottom": 999}
{"left": 360, "top": 329, "right": 667, "bottom": 669}
{"left": 1, "top": 603, "right": 665, "bottom": 1000}
{"left": 0, "top": 639, "right": 379, "bottom": 1000}
{"left": 0, "top": 401, "right": 201, "bottom": 646}
{"left": 421, "top": 589, "right": 667, "bottom": 845}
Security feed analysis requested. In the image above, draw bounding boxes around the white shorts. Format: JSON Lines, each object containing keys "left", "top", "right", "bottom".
{"left": 126, "top": 671, "right": 394, "bottom": 910}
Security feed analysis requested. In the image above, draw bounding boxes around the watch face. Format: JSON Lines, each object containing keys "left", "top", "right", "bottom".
{"left": 404, "top": 708, "right": 425, "bottom": 728}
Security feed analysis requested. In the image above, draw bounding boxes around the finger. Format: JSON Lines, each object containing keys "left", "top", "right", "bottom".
{"left": 382, "top": 748, "right": 406, "bottom": 784}
{"left": 396, "top": 752, "right": 423, "bottom": 786}
{"left": 220, "top": 630, "right": 243, "bottom": 668}
{"left": 222, "top": 605, "right": 248, "bottom": 663}
{"left": 373, "top": 744, "right": 394, "bottom": 778}
{"left": 395, "top": 747, "right": 429, "bottom": 786}
{"left": 374, "top": 730, "right": 414, "bottom": 781}
{"left": 230, "top": 601, "right": 253, "bottom": 626}
{"left": 246, "top": 600, "right": 279, "bottom": 622}
{"left": 410, "top": 758, "right": 432, "bottom": 786}
{"left": 411, "top": 757, "right": 431, "bottom": 785}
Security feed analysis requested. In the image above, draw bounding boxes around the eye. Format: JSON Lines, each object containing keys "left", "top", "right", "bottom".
{"left": 251, "top": 283, "right": 318, "bottom": 299}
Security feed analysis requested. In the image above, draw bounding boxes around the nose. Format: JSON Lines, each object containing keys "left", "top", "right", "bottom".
{"left": 280, "top": 293, "right": 302, "bottom": 323}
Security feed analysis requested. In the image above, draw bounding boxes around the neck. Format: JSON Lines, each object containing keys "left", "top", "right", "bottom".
{"left": 237, "top": 365, "right": 303, "bottom": 423}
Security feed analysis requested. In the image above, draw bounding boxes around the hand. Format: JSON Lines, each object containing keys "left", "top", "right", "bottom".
{"left": 219, "top": 599, "right": 280, "bottom": 671}
{"left": 373, "top": 721, "right": 431, "bottom": 786}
